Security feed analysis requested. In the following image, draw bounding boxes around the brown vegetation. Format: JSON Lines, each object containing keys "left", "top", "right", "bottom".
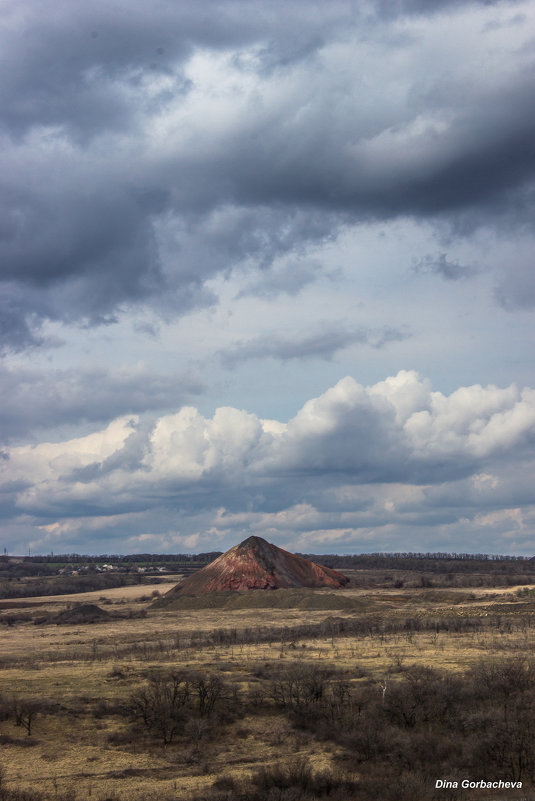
{"left": 0, "top": 558, "right": 534, "bottom": 800}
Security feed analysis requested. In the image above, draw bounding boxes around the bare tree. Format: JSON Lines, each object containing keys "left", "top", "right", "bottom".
{"left": 130, "top": 671, "right": 190, "bottom": 745}
{"left": 12, "top": 697, "right": 40, "bottom": 736}
{"left": 191, "top": 674, "right": 224, "bottom": 717}
{"left": 270, "top": 665, "right": 329, "bottom": 713}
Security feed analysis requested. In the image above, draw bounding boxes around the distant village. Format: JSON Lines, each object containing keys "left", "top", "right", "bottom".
{"left": 56, "top": 563, "right": 170, "bottom": 577}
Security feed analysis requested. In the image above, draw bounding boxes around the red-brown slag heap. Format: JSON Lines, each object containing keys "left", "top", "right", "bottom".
{"left": 167, "top": 536, "right": 349, "bottom": 595}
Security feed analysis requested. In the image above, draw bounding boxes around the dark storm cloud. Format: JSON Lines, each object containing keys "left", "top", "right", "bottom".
{"left": 0, "top": 0, "right": 350, "bottom": 138}
{"left": 0, "top": 0, "right": 512, "bottom": 141}
{"left": 1, "top": 0, "right": 534, "bottom": 349}
{"left": 0, "top": 158, "right": 171, "bottom": 350}
{"left": 0, "top": 286, "right": 46, "bottom": 353}
{"left": 219, "top": 324, "right": 410, "bottom": 367}
{"left": 0, "top": 363, "right": 204, "bottom": 443}
{"left": 217, "top": 70, "right": 535, "bottom": 219}
{"left": 375, "top": 0, "right": 519, "bottom": 16}
{"left": 152, "top": 206, "right": 338, "bottom": 306}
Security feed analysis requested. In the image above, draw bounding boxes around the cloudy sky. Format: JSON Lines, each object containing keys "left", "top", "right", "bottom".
{"left": 1, "top": 0, "right": 534, "bottom": 556}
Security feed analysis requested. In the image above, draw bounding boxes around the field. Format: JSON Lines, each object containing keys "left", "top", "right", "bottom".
{"left": 0, "top": 562, "right": 534, "bottom": 801}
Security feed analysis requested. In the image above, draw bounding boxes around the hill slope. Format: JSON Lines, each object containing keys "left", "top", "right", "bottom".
{"left": 166, "top": 536, "right": 349, "bottom": 595}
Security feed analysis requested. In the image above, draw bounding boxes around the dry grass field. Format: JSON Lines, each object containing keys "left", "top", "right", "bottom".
{"left": 1, "top": 575, "right": 534, "bottom": 801}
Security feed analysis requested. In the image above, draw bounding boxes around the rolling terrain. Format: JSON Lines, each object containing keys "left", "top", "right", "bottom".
{"left": 0, "top": 554, "right": 534, "bottom": 801}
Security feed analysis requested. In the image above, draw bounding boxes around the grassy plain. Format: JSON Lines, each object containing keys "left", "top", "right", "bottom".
{"left": 0, "top": 570, "right": 534, "bottom": 801}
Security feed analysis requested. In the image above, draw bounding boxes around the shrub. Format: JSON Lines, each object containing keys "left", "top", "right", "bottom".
{"left": 130, "top": 671, "right": 190, "bottom": 745}
{"left": 249, "top": 758, "right": 358, "bottom": 800}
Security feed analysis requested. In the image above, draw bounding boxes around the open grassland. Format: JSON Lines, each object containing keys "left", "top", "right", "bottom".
{"left": 0, "top": 578, "right": 184, "bottom": 610}
{"left": 1, "top": 578, "right": 534, "bottom": 801}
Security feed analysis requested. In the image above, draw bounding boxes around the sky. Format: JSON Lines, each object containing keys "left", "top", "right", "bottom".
{"left": 1, "top": 0, "right": 534, "bottom": 557}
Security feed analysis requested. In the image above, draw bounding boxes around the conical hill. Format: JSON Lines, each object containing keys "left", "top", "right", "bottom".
{"left": 166, "top": 535, "right": 349, "bottom": 595}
